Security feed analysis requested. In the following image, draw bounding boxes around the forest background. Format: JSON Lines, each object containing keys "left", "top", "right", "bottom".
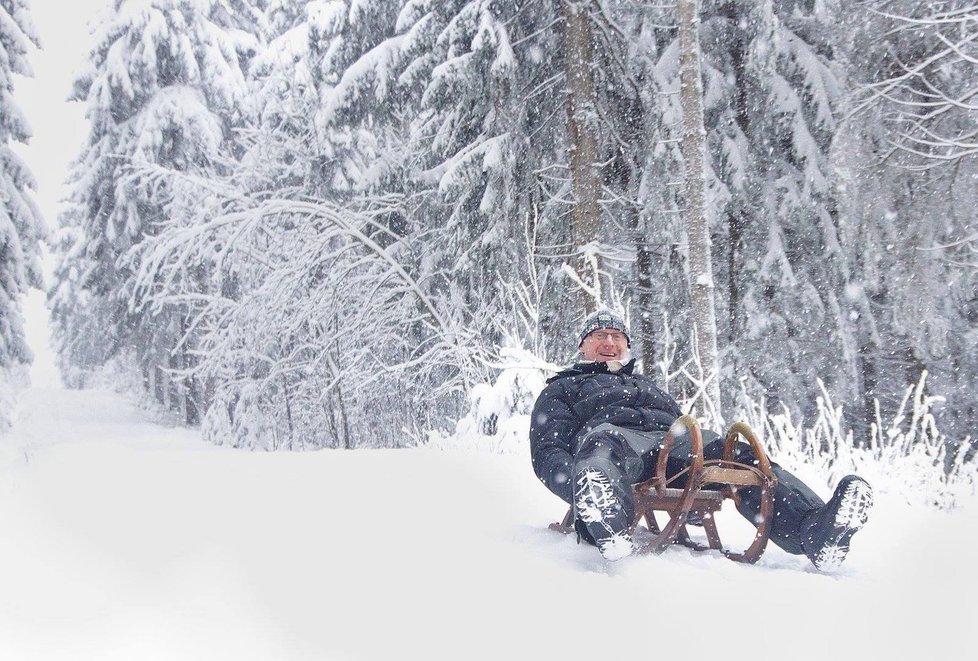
{"left": 2, "top": 0, "right": 977, "bottom": 497}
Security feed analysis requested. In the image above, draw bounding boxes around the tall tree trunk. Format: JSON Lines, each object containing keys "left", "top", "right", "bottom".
{"left": 725, "top": 7, "right": 749, "bottom": 347}
{"left": 857, "top": 333, "right": 878, "bottom": 449}
{"left": 677, "top": 0, "right": 723, "bottom": 423}
{"left": 562, "top": 0, "right": 602, "bottom": 312}
{"left": 727, "top": 210, "right": 742, "bottom": 344}
{"left": 636, "top": 237, "right": 656, "bottom": 368}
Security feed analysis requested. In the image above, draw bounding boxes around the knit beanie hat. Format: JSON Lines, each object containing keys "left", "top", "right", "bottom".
{"left": 578, "top": 308, "right": 630, "bottom": 347}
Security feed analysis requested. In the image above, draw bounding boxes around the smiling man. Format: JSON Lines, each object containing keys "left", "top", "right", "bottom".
{"left": 529, "top": 308, "right": 873, "bottom": 569}
{"left": 579, "top": 326, "right": 628, "bottom": 363}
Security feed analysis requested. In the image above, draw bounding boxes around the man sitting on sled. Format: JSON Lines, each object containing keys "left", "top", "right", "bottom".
{"left": 529, "top": 309, "right": 873, "bottom": 569}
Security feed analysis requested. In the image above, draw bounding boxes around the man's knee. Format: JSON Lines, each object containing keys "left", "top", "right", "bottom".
{"left": 576, "top": 427, "right": 633, "bottom": 467}
{"left": 576, "top": 428, "right": 646, "bottom": 483}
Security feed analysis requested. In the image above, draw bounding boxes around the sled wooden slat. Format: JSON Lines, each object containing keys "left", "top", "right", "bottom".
{"left": 700, "top": 466, "right": 765, "bottom": 487}
{"left": 634, "top": 487, "right": 723, "bottom": 510}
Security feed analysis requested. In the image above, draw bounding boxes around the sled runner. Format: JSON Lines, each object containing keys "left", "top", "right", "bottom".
{"left": 550, "top": 416, "right": 778, "bottom": 564}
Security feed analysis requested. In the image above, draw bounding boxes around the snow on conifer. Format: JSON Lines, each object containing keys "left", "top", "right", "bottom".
{"left": 0, "top": 0, "right": 45, "bottom": 430}
{"left": 49, "top": 0, "right": 255, "bottom": 423}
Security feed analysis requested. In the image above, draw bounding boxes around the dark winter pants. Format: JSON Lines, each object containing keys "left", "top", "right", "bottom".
{"left": 573, "top": 423, "right": 825, "bottom": 555}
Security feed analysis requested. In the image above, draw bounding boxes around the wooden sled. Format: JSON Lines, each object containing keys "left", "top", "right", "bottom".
{"left": 550, "top": 415, "right": 778, "bottom": 564}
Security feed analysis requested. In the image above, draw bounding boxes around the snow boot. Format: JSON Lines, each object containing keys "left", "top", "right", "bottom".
{"left": 801, "top": 475, "right": 874, "bottom": 571}
{"left": 573, "top": 461, "right": 634, "bottom": 561}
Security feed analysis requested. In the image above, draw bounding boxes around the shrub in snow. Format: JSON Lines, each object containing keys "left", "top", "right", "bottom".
{"left": 734, "top": 373, "right": 976, "bottom": 510}
{"left": 200, "top": 394, "right": 234, "bottom": 448}
{"left": 446, "top": 348, "right": 552, "bottom": 454}
{"left": 202, "top": 384, "right": 278, "bottom": 451}
{"left": 0, "top": 365, "right": 29, "bottom": 433}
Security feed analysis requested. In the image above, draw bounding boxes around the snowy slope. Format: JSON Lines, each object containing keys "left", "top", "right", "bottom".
{"left": 1, "top": 382, "right": 975, "bottom": 661}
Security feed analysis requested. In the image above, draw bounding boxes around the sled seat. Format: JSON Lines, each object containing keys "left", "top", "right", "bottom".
{"left": 550, "top": 416, "right": 778, "bottom": 564}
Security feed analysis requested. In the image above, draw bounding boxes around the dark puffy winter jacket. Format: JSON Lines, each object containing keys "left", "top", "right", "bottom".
{"left": 529, "top": 359, "right": 682, "bottom": 503}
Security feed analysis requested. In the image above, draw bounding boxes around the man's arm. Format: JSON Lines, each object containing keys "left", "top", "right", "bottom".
{"left": 529, "top": 381, "right": 581, "bottom": 504}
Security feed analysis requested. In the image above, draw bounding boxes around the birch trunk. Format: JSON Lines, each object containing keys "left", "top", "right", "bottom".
{"left": 677, "top": 0, "right": 723, "bottom": 423}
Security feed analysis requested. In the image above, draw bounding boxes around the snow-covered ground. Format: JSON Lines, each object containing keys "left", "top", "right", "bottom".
{"left": 2, "top": 372, "right": 975, "bottom": 661}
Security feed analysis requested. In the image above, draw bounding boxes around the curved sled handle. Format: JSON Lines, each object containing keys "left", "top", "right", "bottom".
{"left": 722, "top": 422, "right": 774, "bottom": 477}
{"left": 655, "top": 414, "right": 704, "bottom": 497}
{"left": 720, "top": 421, "right": 776, "bottom": 564}
{"left": 637, "top": 414, "right": 706, "bottom": 555}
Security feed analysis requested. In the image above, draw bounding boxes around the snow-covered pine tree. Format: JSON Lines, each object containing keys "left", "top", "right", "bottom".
{"left": 391, "top": 0, "right": 564, "bottom": 344}
{"left": 313, "top": 0, "right": 706, "bottom": 373}
{"left": 583, "top": 3, "right": 670, "bottom": 371}
{"left": 395, "top": 0, "right": 663, "bottom": 360}
{"left": 646, "top": 0, "right": 852, "bottom": 424}
{"left": 49, "top": 0, "right": 255, "bottom": 422}
{"left": 835, "top": 0, "right": 978, "bottom": 444}
{"left": 0, "top": 0, "right": 44, "bottom": 430}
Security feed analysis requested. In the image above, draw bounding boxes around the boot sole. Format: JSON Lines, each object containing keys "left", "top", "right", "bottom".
{"left": 813, "top": 478, "right": 874, "bottom": 571}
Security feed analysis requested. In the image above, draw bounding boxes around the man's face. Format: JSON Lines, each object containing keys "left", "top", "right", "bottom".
{"left": 579, "top": 328, "right": 628, "bottom": 362}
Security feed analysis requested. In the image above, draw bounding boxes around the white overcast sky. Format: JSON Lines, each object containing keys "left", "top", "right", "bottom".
{"left": 12, "top": 0, "right": 110, "bottom": 227}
